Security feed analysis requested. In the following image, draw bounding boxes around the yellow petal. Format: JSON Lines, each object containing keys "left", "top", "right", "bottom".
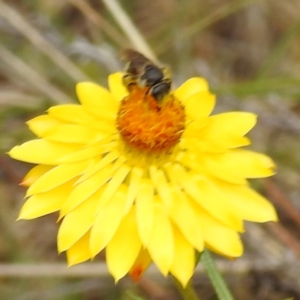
{"left": 67, "top": 231, "right": 92, "bottom": 266}
{"left": 21, "top": 165, "right": 53, "bottom": 187}
{"left": 136, "top": 179, "right": 154, "bottom": 246}
{"left": 170, "top": 188, "right": 204, "bottom": 251}
{"left": 106, "top": 207, "right": 142, "bottom": 282}
{"left": 48, "top": 104, "right": 112, "bottom": 132}
{"left": 58, "top": 194, "right": 99, "bottom": 252}
{"left": 18, "top": 181, "right": 74, "bottom": 219}
{"left": 197, "top": 112, "right": 256, "bottom": 150}
{"left": 182, "top": 119, "right": 209, "bottom": 138}
{"left": 83, "top": 107, "right": 116, "bottom": 123}
{"left": 196, "top": 207, "right": 243, "bottom": 257}
{"left": 108, "top": 72, "right": 128, "bottom": 102}
{"left": 147, "top": 201, "right": 173, "bottom": 276}
{"left": 166, "top": 164, "right": 244, "bottom": 232}
{"left": 174, "top": 77, "right": 209, "bottom": 103}
{"left": 48, "top": 104, "right": 91, "bottom": 123}
{"left": 57, "top": 140, "right": 116, "bottom": 163}
{"left": 196, "top": 136, "right": 250, "bottom": 153}
{"left": 204, "top": 150, "right": 276, "bottom": 184}
{"left": 48, "top": 104, "right": 89, "bottom": 123}
{"left": 212, "top": 179, "right": 278, "bottom": 222}
{"left": 76, "top": 82, "right": 118, "bottom": 120}
{"left": 124, "top": 167, "right": 143, "bottom": 214}
{"left": 194, "top": 178, "right": 244, "bottom": 231}
{"left": 170, "top": 226, "right": 195, "bottom": 287}
{"left": 60, "top": 164, "right": 114, "bottom": 217}
{"left": 95, "top": 164, "right": 130, "bottom": 214}
{"left": 207, "top": 112, "right": 257, "bottom": 137}
{"left": 78, "top": 150, "right": 119, "bottom": 183}
{"left": 9, "top": 140, "right": 80, "bottom": 165}
{"left": 185, "top": 91, "right": 216, "bottom": 120}
{"left": 174, "top": 150, "right": 205, "bottom": 174}
{"left": 90, "top": 186, "right": 127, "bottom": 257}
{"left": 181, "top": 136, "right": 248, "bottom": 155}
{"left": 149, "top": 165, "right": 172, "bottom": 209}
{"left": 129, "top": 249, "right": 152, "bottom": 282}
{"left": 111, "top": 154, "right": 127, "bottom": 172}
{"left": 183, "top": 112, "right": 256, "bottom": 152}
{"left": 41, "top": 124, "right": 100, "bottom": 144}
{"left": 27, "top": 115, "right": 62, "bottom": 137}
{"left": 26, "top": 161, "right": 88, "bottom": 196}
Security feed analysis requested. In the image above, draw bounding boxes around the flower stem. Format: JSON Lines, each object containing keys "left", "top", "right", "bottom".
{"left": 201, "top": 250, "right": 235, "bottom": 300}
{"left": 172, "top": 277, "right": 201, "bottom": 300}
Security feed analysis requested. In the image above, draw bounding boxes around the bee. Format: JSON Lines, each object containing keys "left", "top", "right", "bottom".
{"left": 121, "top": 49, "right": 171, "bottom": 101}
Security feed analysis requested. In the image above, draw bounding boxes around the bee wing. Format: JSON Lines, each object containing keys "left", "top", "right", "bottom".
{"left": 120, "top": 49, "right": 153, "bottom": 76}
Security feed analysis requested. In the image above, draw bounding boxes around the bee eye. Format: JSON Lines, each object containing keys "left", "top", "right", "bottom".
{"left": 150, "top": 82, "right": 171, "bottom": 101}
{"left": 142, "top": 65, "right": 164, "bottom": 86}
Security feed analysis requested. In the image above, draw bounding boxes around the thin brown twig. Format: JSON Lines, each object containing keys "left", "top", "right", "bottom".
{"left": 0, "top": 157, "right": 23, "bottom": 184}
{"left": 264, "top": 179, "right": 300, "bottom": 231}
{"left": 266, "top": 222, "right": 300, "bottom": 257}
{"left": 0, "top": 1, "right": 89, "bottom": 82}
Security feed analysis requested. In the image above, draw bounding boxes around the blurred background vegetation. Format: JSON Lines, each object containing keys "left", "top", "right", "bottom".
{"left": 1, "top": 0, "right": 300, "bottom": 299}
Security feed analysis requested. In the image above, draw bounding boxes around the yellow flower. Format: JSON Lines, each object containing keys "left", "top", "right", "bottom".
{"left": 9, "top": 72, "right": 277, "bottom": 287}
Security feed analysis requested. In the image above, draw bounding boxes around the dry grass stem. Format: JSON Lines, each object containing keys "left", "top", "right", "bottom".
{"left": 0, "top": 1, "right": 89, "bottom": 82}
{"left": 67, "top": 0, "right": 128, "bottom": 47}
{"left": 0, "top": 45, "right": 72, "bottom": 104}
{"left": 183, "top": 0, "right": 259, "bottom": 39}
{"left": 0, "top": 89, "right": 42, "bottom": 108}
{"left": 156, "top": 0, "right": 260, "bottom": 54}
{"left": 0, "top": 259, "right": 285, "bottom": 278}
{"left": 102, "top": 0, "right": 157, "bottom": 62}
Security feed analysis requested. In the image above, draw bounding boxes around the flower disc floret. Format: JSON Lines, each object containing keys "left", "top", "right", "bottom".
{"left": 117, "top": 86, "right": 185, "bottom": 153}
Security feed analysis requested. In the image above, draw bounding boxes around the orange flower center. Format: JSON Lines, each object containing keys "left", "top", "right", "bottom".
{"left": 117, "top": 86, "right": 185, "bottom": 153}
